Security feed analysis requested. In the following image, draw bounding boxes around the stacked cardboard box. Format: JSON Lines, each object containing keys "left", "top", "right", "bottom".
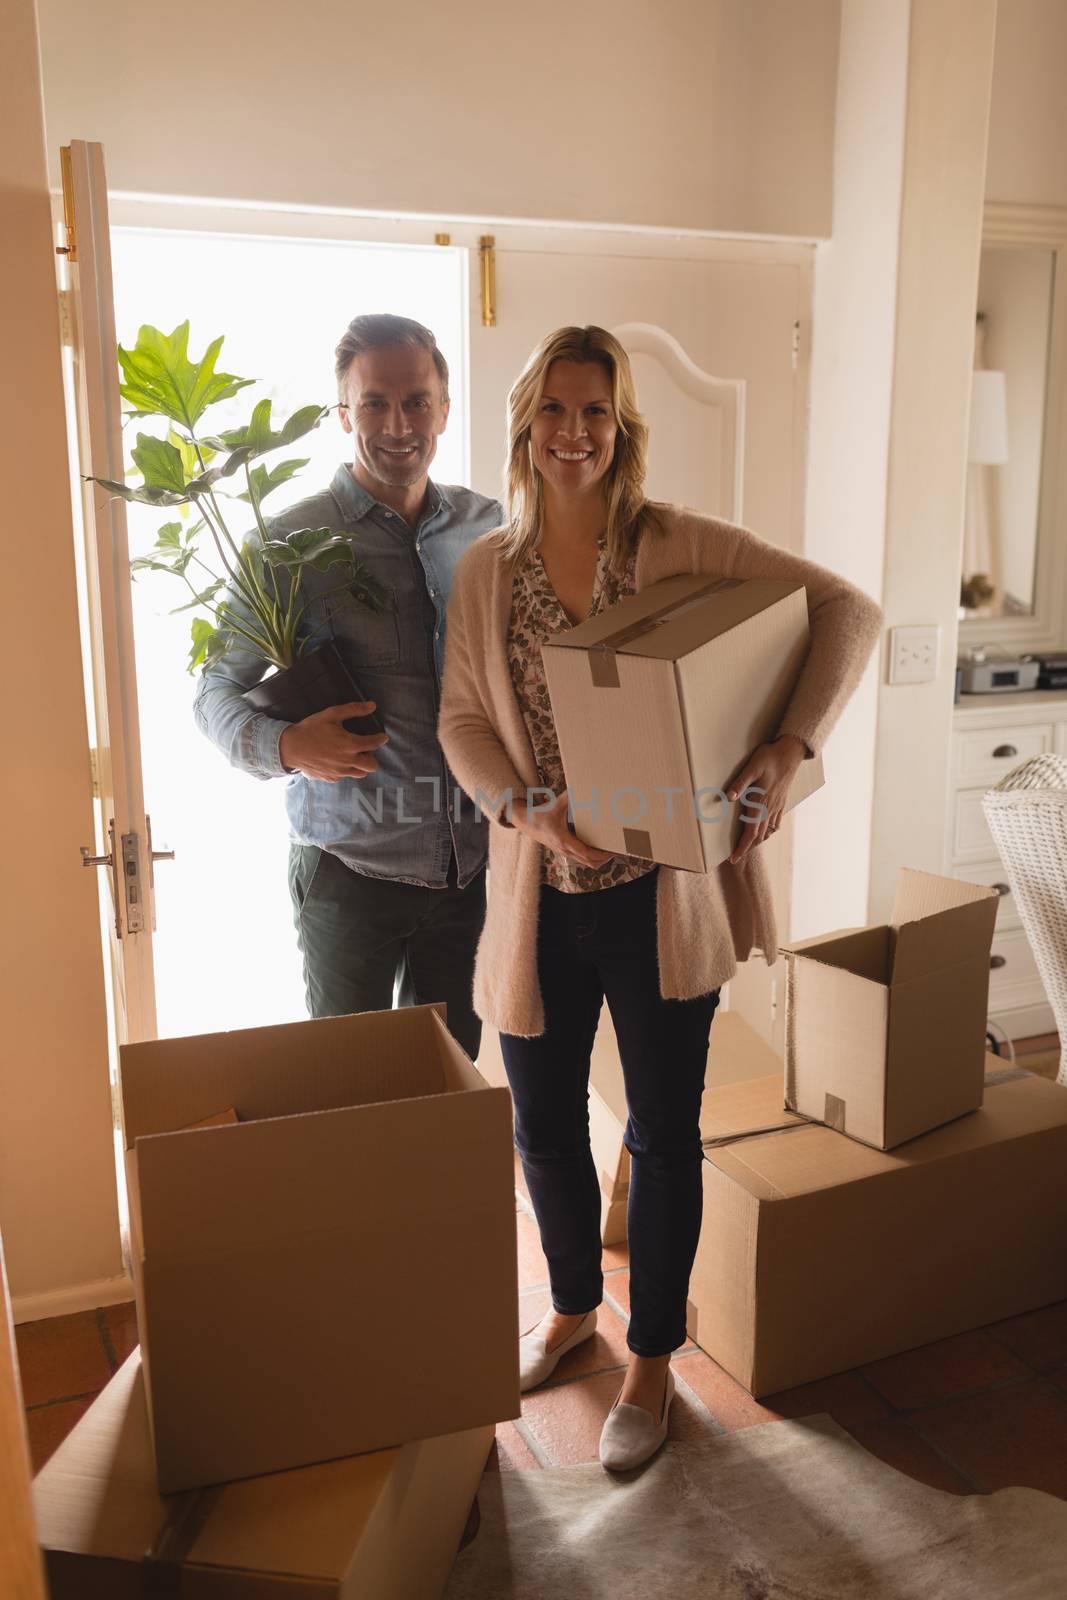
{"left": 687, "top": 868, "right": 1067, "bottom": 1395}
{"left": 34, "top": 1349, "right": 492, "bottom": 1598}
{"left": 687, "top": 1062, "right": 1067, "bottom": 1396}
{"left": 781, "top": 868, "right": 1000, "bottom": 1149}
{"left": 119, "top": 1003, "right": 520, "bottom": 1493}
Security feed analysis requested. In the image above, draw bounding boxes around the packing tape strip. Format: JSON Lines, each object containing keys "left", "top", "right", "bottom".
{"left": 984, "top": 1065, "right": 1034, "bottom": 1086}
{"left": 760, "top": 1066, "right": 1031, "bottom": 1152}
{"left": 587, "top": 577, "right": 740, "bottom": 688}
{"left": 141, "top": 1485, "right": 223, "bottom": 1596}
{"left": 782, "top": 956, "right": 798, "bottom": 1111}
{"left": 701, "top": 1119, "right": 807, "bottom": 1151}
{"left": 622, "top": 827, "right": 653, "bottom": 858}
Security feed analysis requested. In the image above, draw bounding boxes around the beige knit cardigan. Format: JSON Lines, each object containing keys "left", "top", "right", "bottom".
{"left": 439, "top": 505, "right": 883, "bottom": 1038}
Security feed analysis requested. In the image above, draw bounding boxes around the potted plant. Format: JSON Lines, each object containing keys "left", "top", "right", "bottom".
{"left": 91, "top": 321, "right": 389, "bottom": 732}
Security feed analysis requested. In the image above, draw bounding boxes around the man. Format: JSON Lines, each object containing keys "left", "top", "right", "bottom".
{"left": 194, "top": 314, "right": 502, "bottom": 1057}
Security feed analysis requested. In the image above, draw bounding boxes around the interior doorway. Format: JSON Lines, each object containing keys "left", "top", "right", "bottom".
{"left": 108, "top": 226, "right": 469, "bottom": 1037}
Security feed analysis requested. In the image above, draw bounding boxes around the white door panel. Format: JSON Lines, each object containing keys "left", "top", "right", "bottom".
{"left": 468, "top": 236, "right": 811, "bottom": 1045}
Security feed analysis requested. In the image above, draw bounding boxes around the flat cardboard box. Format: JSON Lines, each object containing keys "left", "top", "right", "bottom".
{"left": 687, "top": 1064, "right": 1067, "bottom": 1397}
{"left": 541, "top": 573, "right": 825, "bottom": 871}
{"left": 120, "top": 1004, "right": 518, "bottom": 1493}
{"left": 33, "top": 1350, "right": 492, "bottom": 1600}
{"left": 781, "top": 868, "right": 1000, "bottom": 1148}
{"left": 478, "top": 1007, "right": 784, "bottom": 1245}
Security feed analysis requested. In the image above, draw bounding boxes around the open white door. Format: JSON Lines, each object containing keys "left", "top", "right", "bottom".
{"left": 58, "top": 141, "right": 162, "bottom": 1045}
{"left": 466, "top": 231, "right": 811, "bottom": 1045}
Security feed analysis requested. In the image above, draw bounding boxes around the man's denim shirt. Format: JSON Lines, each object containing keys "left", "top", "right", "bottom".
{"left": 193, "top": 464, "right": 504, "bottom": 889}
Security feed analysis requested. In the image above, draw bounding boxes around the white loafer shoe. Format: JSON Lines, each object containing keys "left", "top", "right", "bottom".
{"left": 599, "top": 1366, "right": 675, "bottom": 1471}
{"left": 519, "top": 1308, "right": 598, "bottom": 1392}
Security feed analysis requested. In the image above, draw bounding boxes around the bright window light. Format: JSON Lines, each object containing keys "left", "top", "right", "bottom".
{"left": 109, "top": 226, "right": 468, "bottom": 1038}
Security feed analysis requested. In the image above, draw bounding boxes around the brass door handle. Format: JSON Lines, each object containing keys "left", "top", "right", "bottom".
{"left": 80, "top": 819, "right": 121, "bottom": 938}
{"left": 146, "top": 814, "right": 175, "bottom": 863}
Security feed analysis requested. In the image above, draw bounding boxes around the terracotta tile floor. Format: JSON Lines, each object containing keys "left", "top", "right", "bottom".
{"left": 17, "top": 1038, "right": 1067, "bottom": 1505}
{"left": 19, "top": 1189, "right": 1067, "bottom": 1499}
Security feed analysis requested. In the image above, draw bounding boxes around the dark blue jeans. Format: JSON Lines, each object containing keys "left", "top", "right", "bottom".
{"left": 499, "top": 869, "right": 720, "bottom": 1357}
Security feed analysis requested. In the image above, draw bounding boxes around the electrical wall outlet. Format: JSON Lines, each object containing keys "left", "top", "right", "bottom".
{"left": 888, "top": 624, "right": 941, "bottom": 685}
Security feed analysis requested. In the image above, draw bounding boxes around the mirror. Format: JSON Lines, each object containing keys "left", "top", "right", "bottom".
{"left": 960, "top": 244, "right": 1056, "bottom": 620}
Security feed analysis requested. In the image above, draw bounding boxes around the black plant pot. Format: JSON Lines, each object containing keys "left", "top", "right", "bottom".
{"left": 243, "top": 640, "right": 383, "bottom": 736}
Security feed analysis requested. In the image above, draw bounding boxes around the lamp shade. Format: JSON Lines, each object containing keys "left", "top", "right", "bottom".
{"left": 968, "top": 369, "right": 1009, "bottom": 465}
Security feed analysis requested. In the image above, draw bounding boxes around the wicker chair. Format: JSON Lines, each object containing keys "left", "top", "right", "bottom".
{"left": 982, "top": 753, "right": 1067, "bottom": 1086}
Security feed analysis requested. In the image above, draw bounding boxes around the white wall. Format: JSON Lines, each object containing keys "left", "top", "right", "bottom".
{"left": 37, "top": 0, "right": 840, "bottom": 239}
{"left": 868, "top": 0, "right": 997, "bottom": 918}
{"left": 986, "top": 0, "right": 1067, "bottom": 207}
{"left": 792, "top": 0, "right": 909, "bottom": 940}
{"left": 0, "top": 0, "right": 126, "bottom": 1317}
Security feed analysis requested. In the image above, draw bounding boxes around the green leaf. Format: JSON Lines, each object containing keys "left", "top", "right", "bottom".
{"left": 237, "top": 457, "right": 310, "bottom": 503}
{"left": 130, "top": 555, "right": 178, "bottom": 577}
{"left": 260, "top": 529, "right": 358, "bottom": 572}
{"left": 170, "top": 580, "right": 224, "bottom": 615}
{"left": 155, "top": 521, "right": 184, "bottom": 551}
{"left": 168, "top": 429, "right": 216, "bottom": 481}
{"left": 118, "top": 322, "right": 254, "bottom": 430}
{"left": 92, "top": 474, "right": 192, "bottom": 508}
{"left": 187, "top": 616, "right": 222, "bottom": 674}
{"left": 202, "top": 399, "right": 326, "bottom": 454}
{"left": 130, "top": 434, "right": 189, "bottom": 494}
{"left": 346, "top": 561, "right": 392, "bottom": 613}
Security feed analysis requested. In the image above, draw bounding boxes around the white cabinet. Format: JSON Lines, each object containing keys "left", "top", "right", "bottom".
{"left": 948, "top": 690, "right": 1067, "bottom": 1039}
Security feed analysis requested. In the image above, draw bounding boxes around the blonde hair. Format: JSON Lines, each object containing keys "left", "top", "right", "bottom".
{"left": 491, "top": 326, "right": 661, "bottom": 570}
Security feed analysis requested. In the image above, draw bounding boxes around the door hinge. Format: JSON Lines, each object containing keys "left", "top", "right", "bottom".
{"left": 56, "top": 145, "right": 77, "bottom": 261}
{"left": 89, "top": 746, "right": 101, "bottom": 798}
{"left": 791, "top": 320, "right": 801, "bottom": 371}
{"left": 58, "top": 287, "right": 74, "bottom": 348}
{"left": 479, "top": 236, "right": 497, "bottom": 328}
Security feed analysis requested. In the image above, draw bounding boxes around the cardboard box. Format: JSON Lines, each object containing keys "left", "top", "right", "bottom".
{"left": 781, "top": 868, "right": 1000, "bottom": 1149}
{"left": 33, "top": 1350, "right": 492, "bottom": 1600}
{"left": 687, "top": 1064, "right": 1067, "bottom": 1397}
{"left": 541, "top": 573, "right": 825, "bottom": 871}
{"left": 479, "top": 1007, "right": 785, "bottom": 1246}
{"left": 120, "top": 1004, "right": 519, "bottom": 1493}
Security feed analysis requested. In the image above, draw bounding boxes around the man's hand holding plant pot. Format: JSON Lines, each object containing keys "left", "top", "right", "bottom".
{"left": 279, "top": 702, "right": 388, "bottom": 782}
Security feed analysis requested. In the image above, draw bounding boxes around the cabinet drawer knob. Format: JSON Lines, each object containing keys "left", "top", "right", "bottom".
{"left": 992, "top": 882, "right": 1010, "bottom": 896}
{"left": 990, "top": 954, "right": 1007, "bottom": 969}
{"left": 993, "top": 744, "right": 1018, "bottom": 758}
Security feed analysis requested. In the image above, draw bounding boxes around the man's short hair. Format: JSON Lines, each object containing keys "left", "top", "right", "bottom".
{"left": 334, "top": 313, "right": 450, "bottom": 403}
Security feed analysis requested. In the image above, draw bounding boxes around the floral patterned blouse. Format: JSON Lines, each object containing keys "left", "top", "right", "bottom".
{"left": 507, "top": 532, "right": 658, "bottom": 894}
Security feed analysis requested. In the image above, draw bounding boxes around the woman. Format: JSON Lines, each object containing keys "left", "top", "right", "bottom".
{"left": 439, "top": 327, "right": 881, "bottom": 1471}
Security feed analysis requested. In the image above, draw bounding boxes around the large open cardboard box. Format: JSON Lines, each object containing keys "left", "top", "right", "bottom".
{"left": 541, "top": 573, "right": 824, "bottom": 871}
{"left": 479, "top": 1007, "right": 784, "bottom": 1245}
{"left": 781, "top": 868, "right": 1000, "bottom": 1148}
{"left": 33, "top": 1350, "right": 492, "bottom": 1599}
{"left": 687, "top": 1064, "right": 1067, "bottom": 1397}
{"left": 120, "top": 1004, "right": 519, "bottom": 1493}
